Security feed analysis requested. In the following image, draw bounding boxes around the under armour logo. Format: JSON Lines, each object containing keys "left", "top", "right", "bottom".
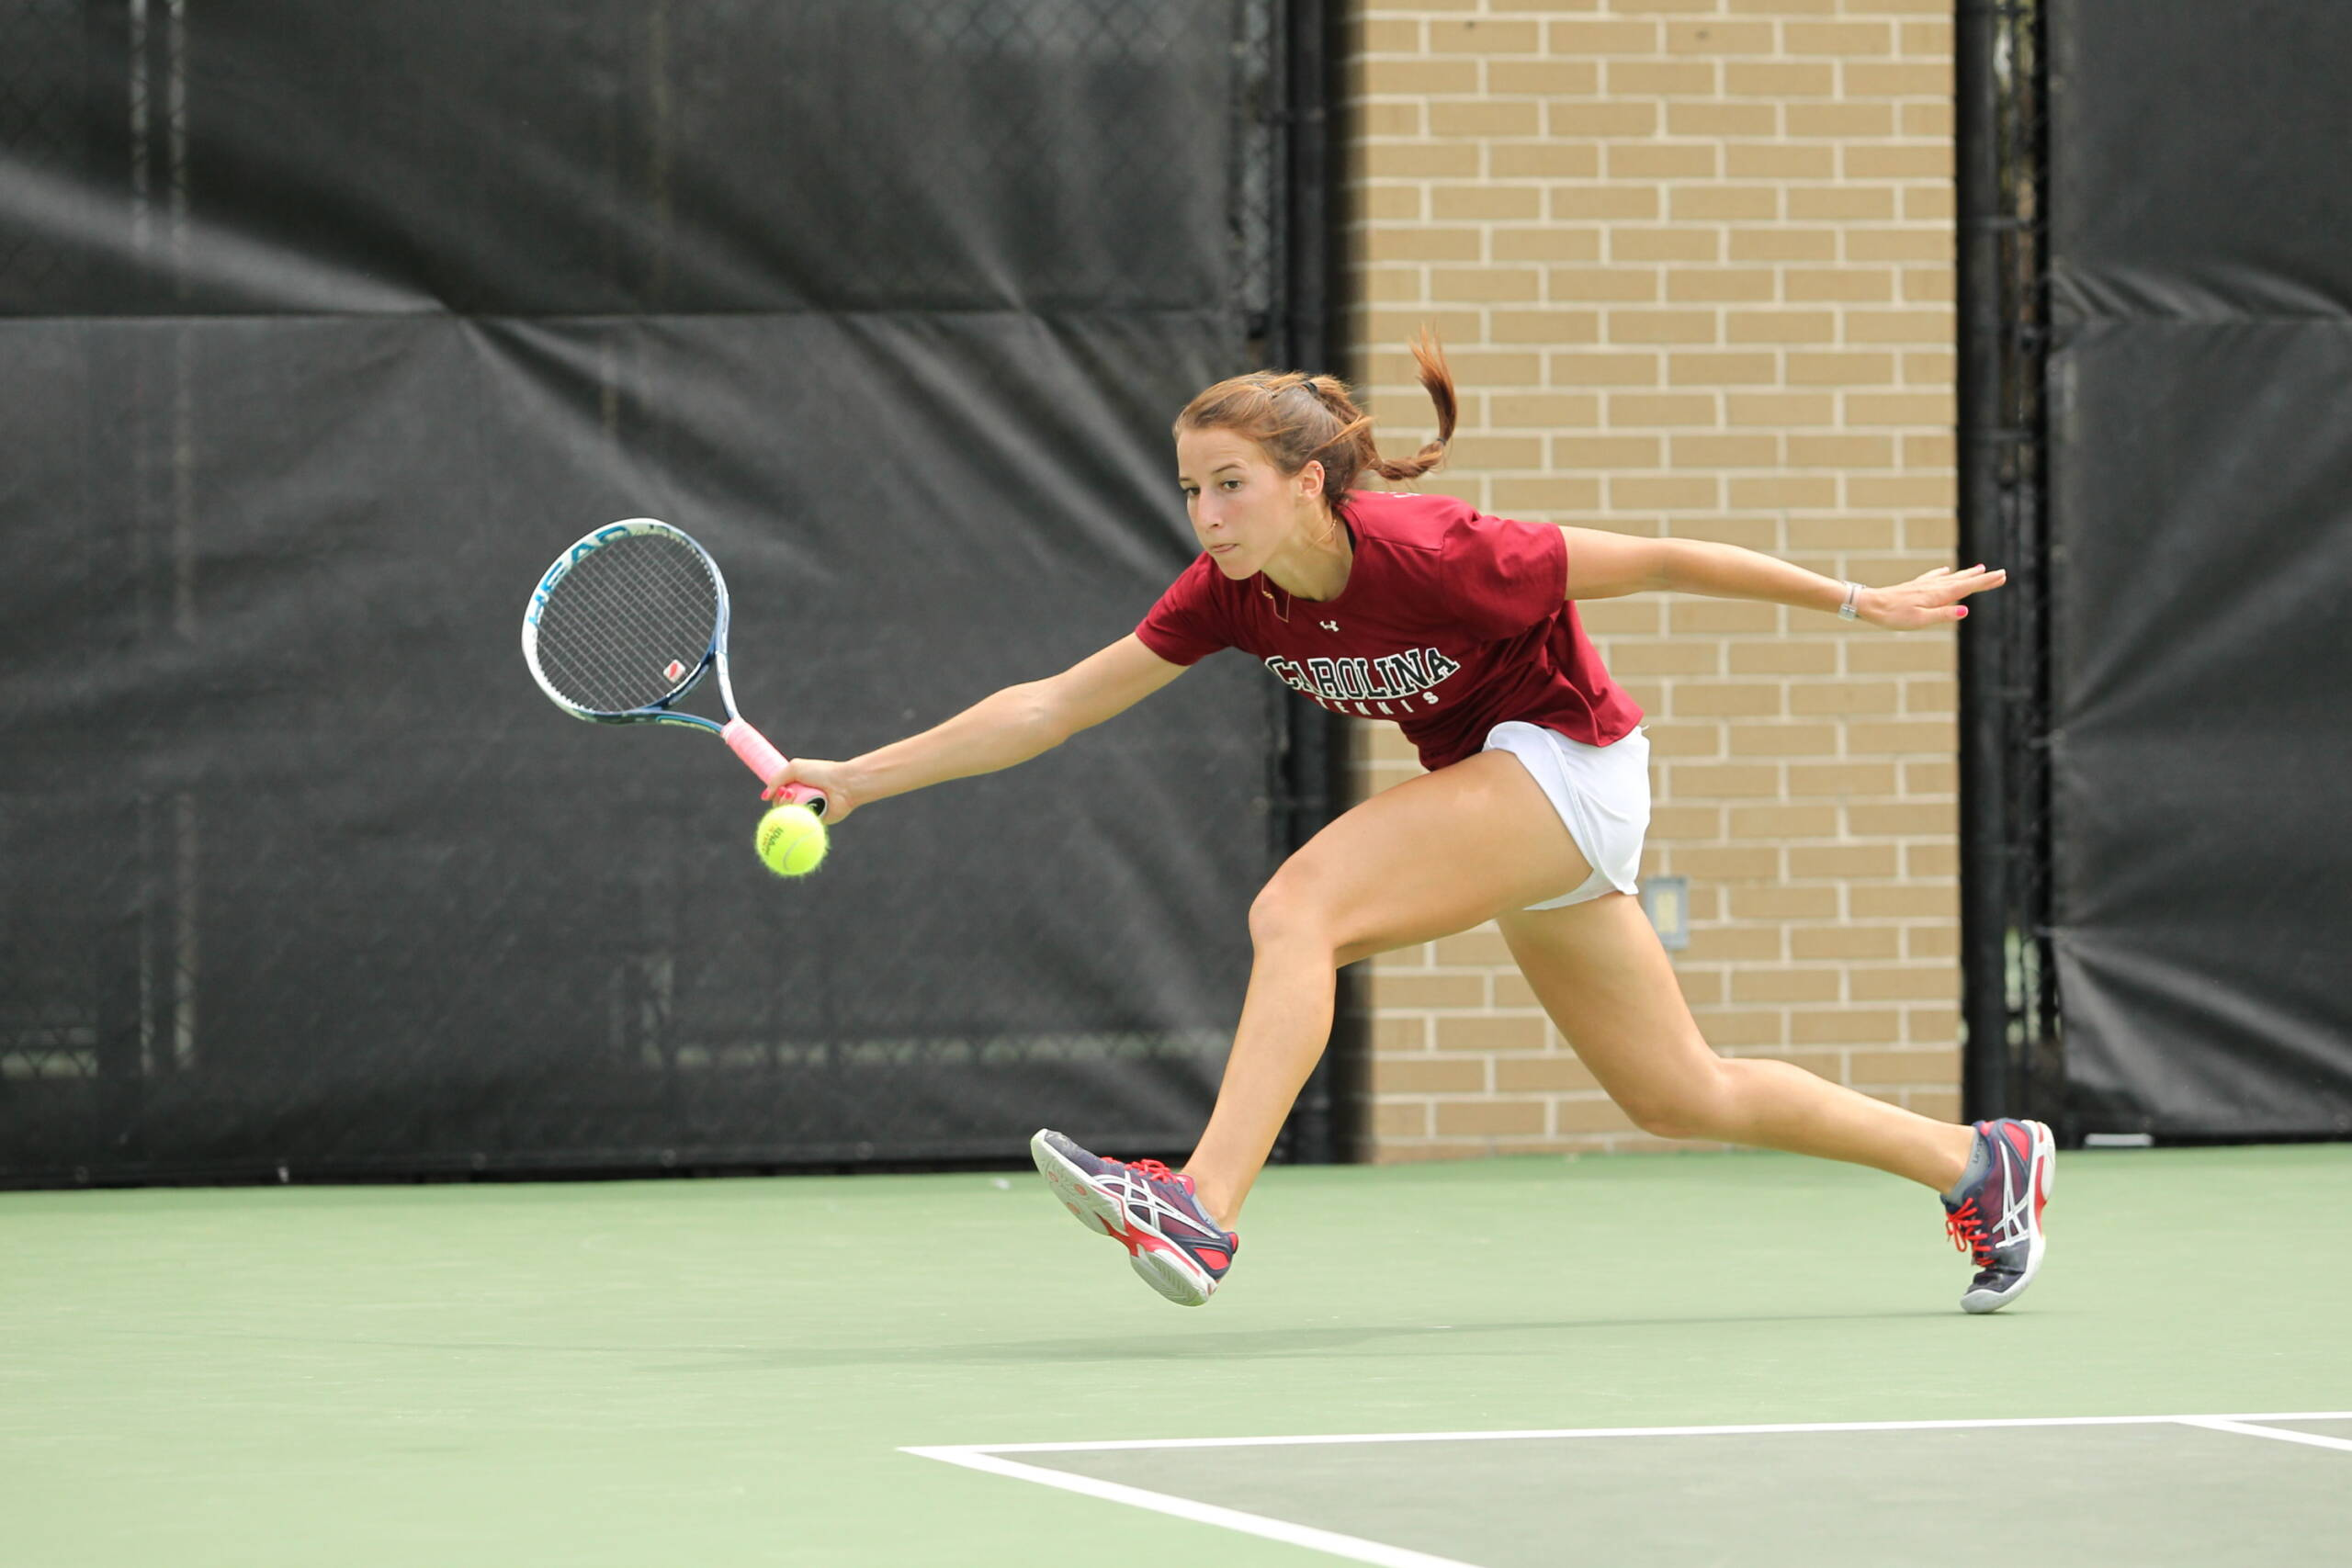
{"left": 1318, "top": 619, "right": 1340, "bottom": 633}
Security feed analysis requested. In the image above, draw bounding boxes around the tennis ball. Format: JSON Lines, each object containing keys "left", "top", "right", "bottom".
{"left": 753, "top": 803, "right": 828, "bottom": 878}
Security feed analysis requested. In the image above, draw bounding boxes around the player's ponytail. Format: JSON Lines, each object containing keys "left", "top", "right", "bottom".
{"left": 1173, "top": 327, "right": 1457, "bottom": 517}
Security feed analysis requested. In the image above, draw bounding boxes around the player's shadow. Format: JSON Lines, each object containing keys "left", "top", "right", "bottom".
{"left": 733, "top": 1310, "right": 1962, "bottom": 1370}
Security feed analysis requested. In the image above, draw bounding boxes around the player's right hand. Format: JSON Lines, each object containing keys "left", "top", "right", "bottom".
{"left": 764, "top": 757, "right": 858, "bottom": 822}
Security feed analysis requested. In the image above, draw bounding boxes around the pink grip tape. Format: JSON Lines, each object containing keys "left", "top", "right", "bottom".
{"left": 723, "top": 719, "right": 826, "bottom": 814}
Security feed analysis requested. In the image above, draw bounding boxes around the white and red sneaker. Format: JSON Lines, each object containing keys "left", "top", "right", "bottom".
{"left": 1030, "top": 1129, "right": 1238, "bottom": 1307}
{"left": 1941, "top": 1118, "right": 2056, "bottom": 1314}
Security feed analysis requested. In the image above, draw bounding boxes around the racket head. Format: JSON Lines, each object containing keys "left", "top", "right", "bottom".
{"left": 522, "top": 518, "right": 731, "bottom": 727}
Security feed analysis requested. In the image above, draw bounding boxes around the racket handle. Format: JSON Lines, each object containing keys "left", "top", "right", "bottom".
{"left": 722, "top": 718, "right": 827, "bottom": 816}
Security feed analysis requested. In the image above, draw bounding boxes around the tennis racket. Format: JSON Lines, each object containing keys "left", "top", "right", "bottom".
{"left": 521, "top": 517, "right": 826, "bottom": 815}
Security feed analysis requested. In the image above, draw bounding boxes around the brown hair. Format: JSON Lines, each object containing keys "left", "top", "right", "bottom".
{"left": 1172, "top": 327, "right": 1457, "bottom": 519}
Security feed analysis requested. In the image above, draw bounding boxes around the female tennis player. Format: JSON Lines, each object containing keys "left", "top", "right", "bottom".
{"left": 763, "top": 334, "right": 2052, "bottom": 1316}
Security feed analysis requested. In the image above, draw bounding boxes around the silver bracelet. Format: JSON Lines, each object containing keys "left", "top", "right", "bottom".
{"left": 1838, "top": 581, "right": 1863, "bottom": 621}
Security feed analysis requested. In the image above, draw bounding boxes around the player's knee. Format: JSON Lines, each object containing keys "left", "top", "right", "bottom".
{"left": 1247, "top": 868, "right": 1341, "bottom": 958}
{"left": 1619, "top": 1065, "right": 1731, "bottom": 1143}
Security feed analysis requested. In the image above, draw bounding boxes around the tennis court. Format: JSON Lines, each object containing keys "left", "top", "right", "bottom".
{"left": 10, "top": 1145, "right": 2346, "bottom": 1565}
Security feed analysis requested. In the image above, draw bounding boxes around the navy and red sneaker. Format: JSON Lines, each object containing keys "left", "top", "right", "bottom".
{"left": 1941, "top": 1117, "right": 2056, "bottom": 1314}
{"left": 1029, "top": 1129, "right": 1238, "bottom": 1307}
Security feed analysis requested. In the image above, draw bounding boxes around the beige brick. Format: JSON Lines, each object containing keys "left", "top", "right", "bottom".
{"left": 1728, "top": 227, "right": 1841, "bottom": 263}
{"left": 1430, "top": 101, "right": 1544, "bottom": 139}
{"left": 1728, "top": 803, "right": 1838, "bottom": 839}
{"left": 1370, "top": 1014, "right": 1431, "bottom": 1053}
{"left": 1672, "top": 432, "right": 1782, "bottom": 464}
{"left": 1608, "top": 144, "right": 1723, "bottom": 180}
{"left": 1787, "top": 842, "right": 1900, "bottom": 879}
{"left": 1372, "top": 1101, "right": 1433, "bottom": 1139}
{"left": 1663, "top": 355, "right": 1776, "bottom": 389}
{"left": 1611, "top": 393, "right": 1721, "bottom": 427}
{"left": 1729, "top": 476, "right": 1839, "bottom": 510}
{"left": 1670, "top": 186, "right": 1781, "bottom": 222}
{"left": 1428, "top": 17, "right": 1541, "bottom": 54}
{"left": 1432, "top": 926, "right": 1511, "bottom": 966}
{"left": 1553, "top": 1099, "right": 1641, "bottom": 1135}
{"left": 1501, "top": 400, "right": 1628, "bottom": 436}
{"left": 1549, "top": 19, "right": 1665, "bottom": 55}
{"left": 1848, "top": 966, "right": 1962, "bottom": 1003}
{"left": 1667, "top": 102, "right": 1780, "bottom": 140}
{"left": 1790, "top": 680, "right": 1901, "bottom": 716}
{"left": 1493, "top": 476, "right": 1606, "bottom": 513}
{"left": 1786, "top": 267, "right": 1897, "bottom": 303}
{"left": 1546, "top": 186, "right": 1664, "bottom": 222}
{"left": 1732, "top": 968, "right": 1844, "bottom": 1004}
{"left": 1727, "top": 390, "right": 1838, "bottom": 426}
{"left": 1602, "top": 310, "right": 1720, "bottom": 346}
{"left": 1725, "top": 144, "right": 1838, "bottom": 180}
{"left": 1490, "top": 143, "right": 1607, "bottom": 180}
{"left": 1729, "top": 885, "right": 1842, "bottom": 920}
{"left": 1352, "top": 60, "right": 1482, "bottom": 97}
{"left": 1490, "top": 310, "right": 1605, "bottom": 345}
{"left": 1847, "top": 229, "right": 1953, "bottom": 264}
{"left": 1905, "top": 924, "right": 1959, "bottom": 960}
{"left": 1372, "top": 1056, "right": 1489, "bottom": 1095}
{"left": 1434, "top": 1014, "right": 1552, "bottom": 1054}
{"left": 1787, "top": 186, "right": 1899, "bottom": 223}
{"left": 1787, "top": 434, "right": 1897, "bottom": 468}
{"left": 1696, "top": 1010, "right": 1791, "bottom": 1049}
{"left": 1494, "top": 225, "right": 1609, "bottom": 262}
{"left": 1724, "top": 722, "right": 1841, "bottom": 756}
{"left": 1792, "top": 925, "right": 1900, "bottom": 962}
{"left": 1486, "top": 61, "right": 1602, "bottom": 96}
{"left": 1850, "top": 884, "right": 1958, "bottom": 920}
{"left": 1905, "top": 841, "right": 1958, "bottom": 878}
{"left": 1495, "top": 1055, "right": 1604, "bottom": 1094}
{"left": 1546, "top": 102, "right": 1661, "bottom": 139}
{"left": 1613, "top": 228, "right": 1724, "bottom": 264}
{"left": 1544, "top": 267, "right": 1662, "bottom": 305}
{"left": 1727, "top": 62, "right": 1838, "bottom": 98}
{"left": 1789, "top": 1009, "right": 1905, "bottom": 1046}
{"left": 1435, "top": 1100, "right": 1549, "bottom": 1138}
{"left": 1730, "top": 640, "right": 1838, "bottom": 675}
{"left": 1374, "top": 973, "right": 1488, "bottom": 1010}
{"left": 1843, "top": 62, "right": 1951, "bottom": 98}
{"left": 1607, "top": 60, "right": 1721, "bottom": 98}
{"left": 1431, "top": 186, "right": 1544, "bottom": 222}
{"left": 1724, "top": 310, "right": 1838, "bottom": 347}
{"left": 1785, "top": 20, "right": 1895, "bottom": 56}
{"left": 1666, "top": 269, "right": 1778, "bottom": 304}
{"left": 1668, "top": 762, "right": 1783, "bottom": 798}
{"left": 1786, "top": 761, "right": 1899, "bottom": 796}
{"left": 1359, "top": 227, "right": 1483, "bottom": 265}
{"left": 1670, "top": 599, "right": 1784, "bottom": 635}
{"left": 1666, "top": 20, "right": 1777, "bottom": 55}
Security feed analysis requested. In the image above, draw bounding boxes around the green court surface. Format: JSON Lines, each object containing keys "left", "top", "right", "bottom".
{"left": 6, "top": 1145, "right": 2347, "bottom": 1567}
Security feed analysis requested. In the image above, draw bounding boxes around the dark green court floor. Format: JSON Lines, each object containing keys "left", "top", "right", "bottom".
{"left": 6, "top": 1145, "right": 2347, "bottom": 1566}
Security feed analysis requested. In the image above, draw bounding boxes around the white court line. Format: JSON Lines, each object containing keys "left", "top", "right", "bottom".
{"left": 928, "top": 1410, "right": 2352, "bottom": 1455}
{"left": 904, "top": 1412, "right": 2352, "bottom": 1568}
{"left": 2175, "top": 1417, "right": 2352, "bottom": 1454}
{"left": 902, "top": 1445, "right": 1485, "bottom": 1568}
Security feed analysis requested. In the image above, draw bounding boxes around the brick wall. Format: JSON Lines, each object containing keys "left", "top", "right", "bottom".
{"left": 1340, "top": 0, "right": 1961, "bottom": 1160}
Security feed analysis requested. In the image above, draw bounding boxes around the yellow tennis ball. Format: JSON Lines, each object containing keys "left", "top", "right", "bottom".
{"left": 753, "top": 803, "right": 828, "bottom": 878}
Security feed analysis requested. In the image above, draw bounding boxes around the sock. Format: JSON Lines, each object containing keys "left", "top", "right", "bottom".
{"left": 1941, "top": 1124, "right": 1993, "bottom": 1205}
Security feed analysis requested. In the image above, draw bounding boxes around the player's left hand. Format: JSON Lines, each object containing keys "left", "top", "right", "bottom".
{"left": 1860, "top": 563, "right": 2007, "bottom": 629}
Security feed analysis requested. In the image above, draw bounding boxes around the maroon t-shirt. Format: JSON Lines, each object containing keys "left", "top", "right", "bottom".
{"left": 1135, "top": 490, "right": 1644, "bottom": 771}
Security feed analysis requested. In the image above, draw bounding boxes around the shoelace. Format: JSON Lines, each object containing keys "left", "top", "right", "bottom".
{"left": 1944, "top": 1199, "right": 1994, "bottom": 1266}
{"left": 1127, "top": 1157, "right": 1179, "bottom": 1184}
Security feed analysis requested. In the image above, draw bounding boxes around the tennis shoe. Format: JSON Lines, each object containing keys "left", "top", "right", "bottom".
{"left": 1941, "top": 1117, "right": 2055, "bottom": 1314}
{"left": 1029, "top": 1129, "right": 1238, "bottom": 1307}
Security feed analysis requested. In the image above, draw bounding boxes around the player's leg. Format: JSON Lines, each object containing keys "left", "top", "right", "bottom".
{"left": 1496, "top": 889, "right": 1976, "bottom": 1187}
{"left": 1180, "top": 749, "right": 1589, "bottom": 1225}
{"left": 1031, "top": 749, "right": 1577, "bottom": 1303}
{"left": 1498, "top": 891, "right": 2054, "bottom": 1310}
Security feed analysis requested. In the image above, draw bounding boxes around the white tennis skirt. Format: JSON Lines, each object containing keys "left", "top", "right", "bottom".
{"left": 1481, "top": 720, "right": 1652, "bottom": 911}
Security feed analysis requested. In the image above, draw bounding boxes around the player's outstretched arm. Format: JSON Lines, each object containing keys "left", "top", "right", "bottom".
{"left": 1555, "top": 525, "right": 2006, "bottom": 629}
{"left": 762, "top": 635, "right": 1188, "bottom": 822}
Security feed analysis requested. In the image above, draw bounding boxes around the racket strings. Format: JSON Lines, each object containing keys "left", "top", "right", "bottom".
{"left": 536, "top": 536, "right": 721, "bottom": 714}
